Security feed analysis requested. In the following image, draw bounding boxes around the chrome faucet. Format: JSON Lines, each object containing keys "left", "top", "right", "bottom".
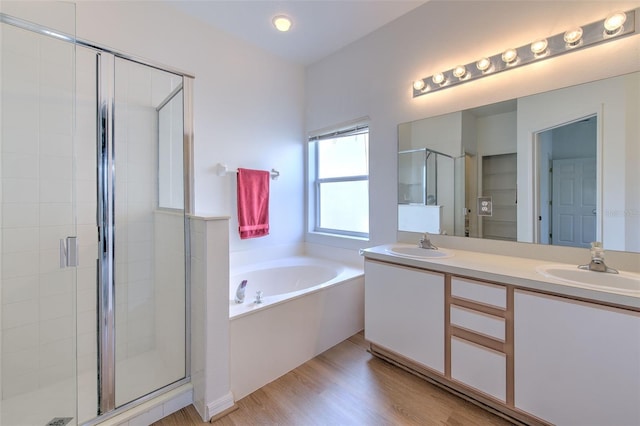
{"left": 578, "top": 242, "right": 618, "bottom": 274}
{"left": 234, "top": 280, "right": 247, "bottom": 303}
{"left": 418, "top": 232, "right": 438, "bottom": 250}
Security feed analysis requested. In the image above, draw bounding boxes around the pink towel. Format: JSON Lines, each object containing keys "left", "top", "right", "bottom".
{"left": 237, "top": 168, "right": 270, "bottom": 239}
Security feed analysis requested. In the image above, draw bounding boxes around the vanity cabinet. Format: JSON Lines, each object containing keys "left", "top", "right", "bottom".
{"left": 364, "top": 260, "right": 445, "bottom": 374}
{"left": 514, "top": 290, "right": 640, "bottom": 426}
{"left": 364, "top": 256, "right": 640, "bottom": 426}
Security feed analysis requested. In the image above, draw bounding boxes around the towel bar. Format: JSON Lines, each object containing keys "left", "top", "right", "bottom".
{"left": 216, "top": 163, "right": 279, "bottom": 180}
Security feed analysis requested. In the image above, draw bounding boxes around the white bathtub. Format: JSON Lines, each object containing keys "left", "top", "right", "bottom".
{"left": 229, "top": 256, "right": 360, "bottom": 318}
{"left": 228, "top": 256, "right": 364, "bottom": 400}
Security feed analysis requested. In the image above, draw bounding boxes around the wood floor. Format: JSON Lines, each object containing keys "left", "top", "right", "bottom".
{"left": 153, "top": 332, "right": 513, "bottom": 425}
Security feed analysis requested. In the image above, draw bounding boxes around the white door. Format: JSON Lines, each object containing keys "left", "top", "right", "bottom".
{"left": 551, "top": 157, "right": 596, "bottom": 248}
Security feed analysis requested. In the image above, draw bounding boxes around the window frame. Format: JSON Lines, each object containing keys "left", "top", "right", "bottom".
{"left": 309, "top": 123, "right": 370, "bottom": 239}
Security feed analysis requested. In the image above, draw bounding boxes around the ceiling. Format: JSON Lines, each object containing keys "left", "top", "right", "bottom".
{"left": 166, "top": 0, "right": 428, "bottom": 66}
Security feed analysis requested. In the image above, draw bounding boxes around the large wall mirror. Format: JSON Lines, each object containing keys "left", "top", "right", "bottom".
{"left": 398, "top": 71, "right": 639, "bottom": 253}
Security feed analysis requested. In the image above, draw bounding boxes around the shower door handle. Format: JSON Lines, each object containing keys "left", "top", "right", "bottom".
{"left": 59, "top": 236, "right": 79, "bottom": 268}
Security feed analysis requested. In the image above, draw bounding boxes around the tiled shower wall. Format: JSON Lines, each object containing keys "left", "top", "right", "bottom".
{"left": 154, "top": 210, "right": 185, "bottom": 379}
{"left": 114, "top": 58, "right": 159, "bottom": 364}
{"left": 113, "top": 59, "right": 188, "bottom": 409}
{"left": 1, "top": 24, "right": 78, "bottom": 399}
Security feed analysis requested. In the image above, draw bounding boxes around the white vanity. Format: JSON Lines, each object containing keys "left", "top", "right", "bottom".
{"left": 362, "top": 244, "right": 640, "bottom": 426}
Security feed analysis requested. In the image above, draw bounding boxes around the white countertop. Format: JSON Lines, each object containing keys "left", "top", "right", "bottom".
{"left": 362, "top": 243, "right": 640, "bottom": 309}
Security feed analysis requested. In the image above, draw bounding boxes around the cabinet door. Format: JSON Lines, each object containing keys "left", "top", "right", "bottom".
{"left": 515, "top": 290, "right": 640, "bottom": 425}
{"left": 365, "top": 261, "right": 445, "bottom": 374}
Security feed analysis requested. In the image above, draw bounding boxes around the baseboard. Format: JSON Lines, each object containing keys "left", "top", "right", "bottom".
{"left": 205, "top": 391, "right": 236, "bottom": 422}
{"left": 208, "top": 404, "right": 238, "bottom": 422}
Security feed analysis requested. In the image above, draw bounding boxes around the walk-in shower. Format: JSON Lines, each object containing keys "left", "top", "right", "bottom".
{"left": 1, "top": 3, "right": 194, "bottom": 424}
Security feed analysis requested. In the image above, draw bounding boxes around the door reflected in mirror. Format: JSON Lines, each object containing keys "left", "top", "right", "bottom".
{"left": 535, "top": 116, "right": 597, "bottom": 248}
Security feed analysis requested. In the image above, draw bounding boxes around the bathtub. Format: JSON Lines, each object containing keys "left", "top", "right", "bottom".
{"left": 228, "top": 256, "right": 364, "bottom": 400}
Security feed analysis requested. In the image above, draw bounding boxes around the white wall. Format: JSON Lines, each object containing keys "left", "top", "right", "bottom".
{"left": 399, "top": 111, "right": 462, "bottom": 156}
{"left": 76, "top": 1, "right": 306, "bottom": 253}
{"left": 306, "top": 0, "right": 640, "bottom": 250}
{"left": 476, "top": 111, "right": 517, "bottom": 157}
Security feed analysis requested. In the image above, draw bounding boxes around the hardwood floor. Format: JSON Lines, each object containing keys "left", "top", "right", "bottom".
{"left": 153, "top": 332, "right": 513, "bottom": 425}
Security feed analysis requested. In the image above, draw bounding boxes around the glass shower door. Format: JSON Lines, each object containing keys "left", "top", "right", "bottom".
{"left": 1, "top": 4, "right": 79, "bottom": 425}
{"left": 3, "top": 6, "right": 190, "bottom": 422}
{"left": 111, "top": 57, "right": 186, "bottom": 408}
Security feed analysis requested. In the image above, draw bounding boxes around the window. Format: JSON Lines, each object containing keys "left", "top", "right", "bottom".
{"left": 309, "top": 124, "right": 369, "bottom": 238}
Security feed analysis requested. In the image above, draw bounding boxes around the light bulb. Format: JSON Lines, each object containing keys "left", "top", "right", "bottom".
{"left": 564, "top": 27, "right": 583, "bottom": 46}
{"left": 413, "top": 79, "right": 426, "bottom": 91}
{"left": 502, "top": 48, "right": 518, "bottom": 64}
{"left": 476, "top": 57, "right": 491, "bottom": 72}
{"left": 531, "top": 39, "right": 548, "bottom": 56}
{"left": 604, "top": 11, "right": 626, "bottom": 35}
{"left": 432, "top": 73, "right": 446, "bottom": 85}
{"left": 272, "top": 15, "right": 292, "bottom": 32}
{"left": 453, "top": 65, "right": 467, "bottom": 79}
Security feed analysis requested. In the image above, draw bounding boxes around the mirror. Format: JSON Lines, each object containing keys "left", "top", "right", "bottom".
{"left": 398, "top": 71, "right": 639, "bottom": 253}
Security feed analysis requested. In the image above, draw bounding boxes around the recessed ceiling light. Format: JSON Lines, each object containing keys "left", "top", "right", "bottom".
{"left": 273, "top": 15, "right": 292, "bottom": 32}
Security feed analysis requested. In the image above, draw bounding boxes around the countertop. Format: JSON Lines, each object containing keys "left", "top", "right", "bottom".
{"left": 361, "top": 243, "right": 640, "bottom": 310}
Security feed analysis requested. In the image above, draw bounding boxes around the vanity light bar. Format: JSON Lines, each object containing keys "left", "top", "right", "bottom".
{"left": 412, "top": 8, "right": 638, "bottom": 98}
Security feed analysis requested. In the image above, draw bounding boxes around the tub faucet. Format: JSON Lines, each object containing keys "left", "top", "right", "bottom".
{"left": 418, "top": 232, "right": 438, "bottom": 250}
{"left": 578, "top": 242, "right": 618, "bottom": 274}
{"left": 235, "top": 280, "right": 248, "bottom": 303}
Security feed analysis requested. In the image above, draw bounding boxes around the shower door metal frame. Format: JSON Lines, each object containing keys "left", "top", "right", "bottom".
{"left": 97, "top": 51, "right": 116, "bottom": 415}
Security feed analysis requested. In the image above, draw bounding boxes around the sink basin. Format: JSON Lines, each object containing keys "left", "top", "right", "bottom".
{"left": 385, "top": 246, "right": 454, "bottom": 259}
{"left": 536, "top": 264, "right": 640, "bottom": 295}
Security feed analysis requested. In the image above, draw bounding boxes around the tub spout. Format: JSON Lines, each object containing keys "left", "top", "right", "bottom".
{"left": 235, "top": 280, "right": 248, "bottom": 303}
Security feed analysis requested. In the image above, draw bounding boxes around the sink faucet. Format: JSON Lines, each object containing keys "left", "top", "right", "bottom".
{"left": 578, "top": 242, "right": 618, "bottom": 274}
{"left": 418, "top": 232, "right": 438, "bottom": 250}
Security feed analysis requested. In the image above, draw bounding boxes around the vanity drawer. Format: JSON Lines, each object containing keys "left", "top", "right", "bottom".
{"left": 451, "top": 277, "right": 506, "bottom": 309}
{"left": 450, "top": 305, "right": 505, "bottom": 341}
{"left": 451, "top": 336, "right": 507, "bottom": 402}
